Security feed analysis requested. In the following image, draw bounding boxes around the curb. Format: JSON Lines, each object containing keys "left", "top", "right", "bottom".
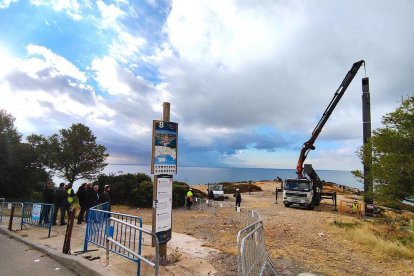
{"left": 0, "top": 227, "right": 114, "bottom": 276}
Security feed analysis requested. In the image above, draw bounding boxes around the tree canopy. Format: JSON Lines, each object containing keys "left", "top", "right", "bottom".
{"left": 354, "top": 95, "right": 414, "bottom": 207}
{"left": 28, "top": 123, "right": 108, "bottom": 184}
{"left": 0, "top": 110, "right": 49, "bottom": 198}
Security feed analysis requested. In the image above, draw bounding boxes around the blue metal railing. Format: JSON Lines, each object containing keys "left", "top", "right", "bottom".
{"left": 83, "top": 202, "right": 143, "bottom": 275}
{"left": 0, "top": 202, "right": 24, "bottom": 230}
{"left": 22, "top": 202, "right": 54, "bottom": 238}
{"left": 0, "top": 202, "right": 53, "bottom": 237}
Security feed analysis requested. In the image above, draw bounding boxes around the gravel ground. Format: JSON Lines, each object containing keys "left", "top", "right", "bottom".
{"left": 113, "top": 181, "right": 414, "bottom": 276}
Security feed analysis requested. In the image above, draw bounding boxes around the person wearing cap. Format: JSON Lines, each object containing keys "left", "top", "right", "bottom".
{"left": 233, "top": 188, "right": 242, "bottom": 210}
{"left": 102, "top": 185, "right": 112, "bottom": 213}
{"left": 186, "top": 187, "right": 193, "bottom": 210}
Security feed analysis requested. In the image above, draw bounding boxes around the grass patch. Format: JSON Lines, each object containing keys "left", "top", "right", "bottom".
{"left": 351, "top": 226, "right": 414, "bottom": 259}
{"left": 332, "top": 219, "right": 360, "bottom": 229}
{"left": 333, "top": 213, "right": 414, "bottom": 259}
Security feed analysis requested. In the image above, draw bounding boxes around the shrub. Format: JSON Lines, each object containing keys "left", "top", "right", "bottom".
{"left": 222, "top": 182, "right": 262, "bottom": 194}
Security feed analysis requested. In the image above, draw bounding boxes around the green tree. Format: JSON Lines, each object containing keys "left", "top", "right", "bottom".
{"left": 0, "top": 110, "right": 49, "bottom": 199}
{"left": 353, "top": 96, "right": 414, "bottom": 207}
{"left": 28, "top": 123, "right": 108, "bottom": 184}
{"left": 95, "top": 173, "right": 191, "bottom": 208}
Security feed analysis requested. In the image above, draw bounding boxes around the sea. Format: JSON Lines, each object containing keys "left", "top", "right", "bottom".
{"left": 103, "top": 165, "right": 363, "bottom": 190}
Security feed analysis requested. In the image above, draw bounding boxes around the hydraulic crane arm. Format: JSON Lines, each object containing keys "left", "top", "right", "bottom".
{"left": 296, "top": 60, "right": 365, "bottom": 177}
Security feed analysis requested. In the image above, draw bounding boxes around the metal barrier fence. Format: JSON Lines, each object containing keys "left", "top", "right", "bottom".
{"left": 237, "top": 220, "right": 276, "bottom": 276}
{"left": 83, "top": 202, "right": 145, "bottom": 275}
{"left": 186, "top": 197, "right": 262, "bottom": 225}
{"left": 106, "top": 217, "right": 159, "bottom": 276}
{"left": 186, "top": 196, "right": 275, "bottom": 275}
{"left": 0, "top": 198, "right": 4, "bottom": 219}
{"left": 22, "top": 202, "right": 54, "bottom": 238}
{"left": 0, "top": 202, "right": 54, "bottom": 236}
{"left": 22, "top": 202, "right": 55, "bottom": 238}
{"left": 0, "top": 202, "right": 24, "bottom": 231}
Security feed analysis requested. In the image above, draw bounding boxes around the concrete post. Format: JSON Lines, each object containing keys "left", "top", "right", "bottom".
{"left": 362, "top": 77, "right": 373, "bottom": 208}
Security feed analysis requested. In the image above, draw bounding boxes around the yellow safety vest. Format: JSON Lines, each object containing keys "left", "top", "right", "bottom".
{"left": 67, "top": 188, "right": 74, "bottom": 203}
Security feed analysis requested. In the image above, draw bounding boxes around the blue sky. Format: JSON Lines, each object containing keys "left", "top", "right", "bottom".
{"left": 1, "top": 0, "right": 413, "bottom": 173}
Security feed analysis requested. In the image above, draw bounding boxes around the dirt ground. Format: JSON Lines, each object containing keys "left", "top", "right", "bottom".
{"left": 115, "top": 181, "right": 414, "bottom": 276}
{"left": 3, "top": 181, "right": 413, "bottom": 275}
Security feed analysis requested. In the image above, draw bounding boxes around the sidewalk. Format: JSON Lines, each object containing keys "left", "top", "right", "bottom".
{"left": 0, "top": 221, "right": 219, "bottom": 275}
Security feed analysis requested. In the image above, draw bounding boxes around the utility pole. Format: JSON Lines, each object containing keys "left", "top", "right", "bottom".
{"left": 151, "top": 102, "right": 176, "bottom": 262}
{"left": 362, "top": 77, "right": 373, "bottom": 211}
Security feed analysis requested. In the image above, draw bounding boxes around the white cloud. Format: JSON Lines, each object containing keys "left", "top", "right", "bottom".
{"left": 30, "top": 0, "right": 83, "bottom": 20}
{"left": 0, "top": 0, "right": 17, "bottom": 9}
{"left": 165, "top": 1, "right": 304, "bottom": 68}
{"left": 91, "top": 56, "right": 132, "bottom": 96}
{"left": 96, "top": 0, "right": 125, "bottom": 30}
{"left": 109, "top": 31, "right": 146, "bottom": 63}
{"left": 26, "top": 44, "right": 87, "bottom": 83}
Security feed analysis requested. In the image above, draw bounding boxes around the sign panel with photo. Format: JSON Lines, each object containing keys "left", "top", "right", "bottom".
{"left": 151, "top": 121, "right": 178, "bottom": 175}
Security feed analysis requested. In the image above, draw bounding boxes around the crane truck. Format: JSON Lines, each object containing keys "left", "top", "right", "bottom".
{"left": 283, "top": 60, "right": 365, "bottom": 210}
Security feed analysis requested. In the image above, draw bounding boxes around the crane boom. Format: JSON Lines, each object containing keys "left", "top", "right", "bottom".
{"left": 296, "top": 60, "right": 365, "bottom": 177}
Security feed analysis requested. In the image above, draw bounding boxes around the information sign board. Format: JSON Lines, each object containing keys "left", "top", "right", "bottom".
{"left": 155, "top": 175, "right": 173, "bottom": 244}
{"left": 151, "top": 121, "right": 178, "bottom": 175}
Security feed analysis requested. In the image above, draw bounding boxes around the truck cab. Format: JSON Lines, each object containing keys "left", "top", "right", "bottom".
{"left": 283, "top": 165, "right": 323, "bottom": 210}
{"left": 208, "top": 183, "right": 224, "bottom": 201}
{"left": 283, "top": 178, "right": 317, "bottom": 209}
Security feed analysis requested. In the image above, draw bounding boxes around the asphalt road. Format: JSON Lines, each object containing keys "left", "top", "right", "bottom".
{"left": 0, "top": 233, "right": 76, "bottom": 276}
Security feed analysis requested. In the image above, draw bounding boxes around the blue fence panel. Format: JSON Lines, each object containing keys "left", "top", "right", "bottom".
{"left": 83, "top": 203, "right": 143, "bottom": 273}
{"left": 0, "top": 202, "right": 24, "bottom": 230}
{"left": 22, "top": 202, "right": 54, "bottom": 238}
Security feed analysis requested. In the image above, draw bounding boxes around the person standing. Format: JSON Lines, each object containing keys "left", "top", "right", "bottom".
{"left": 93, "top": 184, "right": 101, "bottom": 204}
{"left": 65, "top": 183, "right": 75, "bottom": 218}
{"left": 84, "top": 183, "right": 97, "bottom": 222}
{"left": 233, "top": 188, "right": 242, "bottom": 211}
{"left": 102, "top": 185, "right": 112, "bottom": 215}
{"left": 52, "top": 183, "right": 68, "bottom": 225}
{"left": 39, "top": 181, "right": 54, "bottom": 224}
{"left": 76, "top": 183, "right": 87, "bottom": 224}
{"left": 208, "top": 188, "right": 214, "bottom": 207}
{"left": 186, "top": 188, "right": 193, "bottom": 210}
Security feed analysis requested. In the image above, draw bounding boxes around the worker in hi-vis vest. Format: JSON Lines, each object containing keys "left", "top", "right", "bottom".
{"left": 65, "top": 183, "right": 75, "bottom": 217}
{"left": 186, "top": 188, "right": 193, "bottom": 210}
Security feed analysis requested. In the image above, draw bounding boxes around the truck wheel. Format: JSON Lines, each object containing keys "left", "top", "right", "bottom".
{"left": 284, "top": 203, "right": 290, "bottom": 207}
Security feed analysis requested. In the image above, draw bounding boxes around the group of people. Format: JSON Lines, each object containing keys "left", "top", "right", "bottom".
{"left": 185, "top": 187, "right": 242, "bottom": 210}
{"left": 40, "top": 181, "right": 111, "bottom": 226}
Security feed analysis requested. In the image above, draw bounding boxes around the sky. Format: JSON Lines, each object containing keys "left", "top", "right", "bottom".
{"left": 0, "top": 0, "right": 413, "bottom": 173}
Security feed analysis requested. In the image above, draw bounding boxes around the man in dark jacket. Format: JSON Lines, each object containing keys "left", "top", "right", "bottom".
{"left": 233, "top": 188, "right": 242, "bottom": 211}
{"left": 102, "top": 185, "right": 112, "bottom": 212}
{"left": 52, "top": 183, "right": 68, "bottom": 225}
{"left": 39, "top": 181, "right": 54, "bottom": 224}
{"left": 84, "top": 183, "right": 98, "bottom": 222}
{"left": 76, "top": 183, "right": 87, "bottom": 224}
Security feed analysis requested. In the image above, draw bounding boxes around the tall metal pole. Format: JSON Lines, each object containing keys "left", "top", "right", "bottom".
{"left": 152, "top": 102, "right": 170, "bottom": 261}
{"left": 362, "top": 77, "right": 373, "bottom": 208}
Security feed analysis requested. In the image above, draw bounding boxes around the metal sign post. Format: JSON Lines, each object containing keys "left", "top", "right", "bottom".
{"left": 151, "top": 102, "right": 178, "bottom": 261}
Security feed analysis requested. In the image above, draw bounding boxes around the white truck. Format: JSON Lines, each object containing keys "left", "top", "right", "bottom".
{"left": 283, "top": 164, "right": 323, "bottom": 210}
{"left": 208, "top": 183, "right": 224, "bottom": 201}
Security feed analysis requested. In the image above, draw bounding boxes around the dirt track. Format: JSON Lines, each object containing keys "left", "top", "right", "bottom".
{"left": 115, "top": 181, "right": 414, "bottom": 275}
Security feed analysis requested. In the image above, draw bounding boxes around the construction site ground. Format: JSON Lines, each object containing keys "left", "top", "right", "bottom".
{"left": 1, "top": 181, "right": 413, "bottom": 275}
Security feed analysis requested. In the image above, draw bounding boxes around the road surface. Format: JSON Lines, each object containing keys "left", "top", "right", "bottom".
{"left": 0, "top": 232, "right": 76, "bottom": 276}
